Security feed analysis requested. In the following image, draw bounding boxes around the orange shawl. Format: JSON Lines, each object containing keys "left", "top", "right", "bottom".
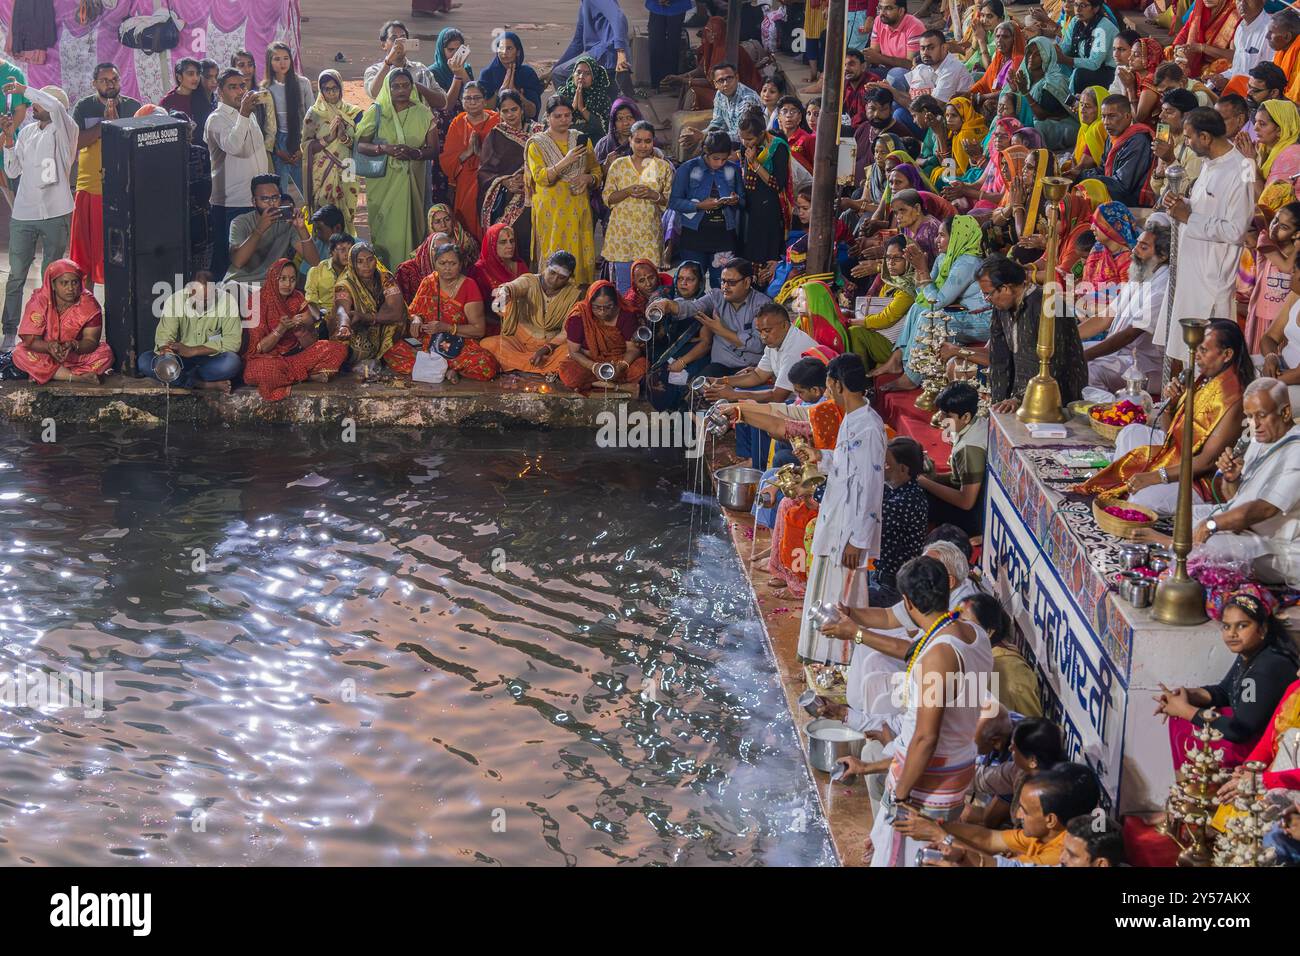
{"left": 970, "top": 23, "right": 1026, "bottom": 96}
{"left": 1278, "top": 36, "right": 1300, "bottom": 103}
{"left": 1171, "top": 0, "right": 1240, "bottom": 77}
{"left": 440, "top": 109, "right": 500, "bottom": 241}
{"left": 569, "top": 280, "right": 631, "bottom": 363}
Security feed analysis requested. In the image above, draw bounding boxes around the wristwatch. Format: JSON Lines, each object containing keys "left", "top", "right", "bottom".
{"left": 1206, "top": 518, "right": 1218, "bottom": 533}
{"left": 854, "top": 628, "right": 865, "bottom": 645}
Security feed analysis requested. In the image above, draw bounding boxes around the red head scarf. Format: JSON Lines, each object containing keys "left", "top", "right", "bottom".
{"left": 472, "top": 222, "right": 528, "bottom": 292}
{"left": 19, "top": 258, "right": 96, "bottom": 341}
{"left": 247, "top": 258, "right": 308, "bottom": 356}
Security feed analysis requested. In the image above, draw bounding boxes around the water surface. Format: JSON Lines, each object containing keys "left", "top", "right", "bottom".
{"left": 0, "top": 425, "right": 833, "bottom": 866}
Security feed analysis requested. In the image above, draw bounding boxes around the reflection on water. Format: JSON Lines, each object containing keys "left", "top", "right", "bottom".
{"left": 0, "top": 425, "right": 833, "bottom": 866}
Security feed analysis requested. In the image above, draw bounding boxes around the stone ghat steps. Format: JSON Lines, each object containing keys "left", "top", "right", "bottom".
{"left": 0, "top": 378, "right": 645, "bottom": 430}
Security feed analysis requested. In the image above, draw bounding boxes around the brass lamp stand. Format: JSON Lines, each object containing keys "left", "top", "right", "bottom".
{"left": 1017, "top": 177, "right": 1072, "bottom": 424}
{"left": 1152, "top": 317, "right": 1209, "bottom": 625}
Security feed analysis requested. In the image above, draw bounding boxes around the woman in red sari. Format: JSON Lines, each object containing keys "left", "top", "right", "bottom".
{"left": 14, "top": 259, "right": 113, "bottom": 384}
{"left": 468, "top": 222, "right": 529, "bottom": 304}
{"left": 674, "top": 16, "right": 762, "bottom": 110}
{"left": 395, "top": 204, "right": 476, "bottom": 304}
{"left": 1117, "top": 36, "right": 1167, "bottom": 124}
{"left": 405, "top": 243, "right": 502, "bottom": 381}
{"left": 1168, "top": 0, "right": 1240, "bottom": 79}
{"left": 621, "top": 258, "right": 673, "bottom": 323}
{"left": 244, "top": 259, "right": 349, "bottom": 401}
{"left": 559, "top": 281, "right": 646, "bottom": 394}
{"left": 439, "top": 81, "right": 499, "bottom": 241}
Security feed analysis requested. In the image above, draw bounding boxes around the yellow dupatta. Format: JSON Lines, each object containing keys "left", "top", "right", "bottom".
{"left": 1024, "top": 147, "right": 1050, "bottom": 236}
{"left": 1259, "top": 99, "right": 1300, "bottom": 180}
{"left": 1073, "top": 85, "right": 1108, "bottom": 167}
{"left": 948, "top": 97, "right": 988, "bottom": 176}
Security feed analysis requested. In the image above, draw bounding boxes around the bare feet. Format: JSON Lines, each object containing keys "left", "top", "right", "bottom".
{"left": 71, "top": 372, "right": 102, "bottom": 384}
{"left": 878, "top": 376, "right": 917, "bottom": 393}
{"left": 308, "top": 370, "right": 334, "bottom": 383}
{"left": 197, "top": 379, "right": 232, "bottom": 393}
{"left": 751, "top": 547, "right": 771, "bottom": 564}
{"left": 868, "top": 352, "right": 902, "bottom": 377}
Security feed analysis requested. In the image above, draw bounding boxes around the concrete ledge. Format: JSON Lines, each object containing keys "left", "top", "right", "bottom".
{"left": 0, "top": 376, "right": 643, "bottom": 430}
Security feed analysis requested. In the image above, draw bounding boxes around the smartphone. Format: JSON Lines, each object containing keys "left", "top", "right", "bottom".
{"left": 575, "top": 132, "right": 590, "bottom": 149}
{"left": 403, "top": 37, "right": 421, "bottom": 52}
{"left": 1155, "top": 122, "right": 1172, "bottom": 144}
{"left": 277, "top": 201, "right": 295, "bottom": 221}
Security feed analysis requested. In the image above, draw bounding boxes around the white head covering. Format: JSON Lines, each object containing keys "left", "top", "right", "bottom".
{"left": 39, "top": 86, "right": 69, "bottom": 109}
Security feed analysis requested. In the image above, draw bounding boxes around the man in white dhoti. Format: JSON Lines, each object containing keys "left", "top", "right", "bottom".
{"left": 1190, "top": 377, "right": 1300, "bottom": 586}
{"left": 796, "top": 354, "right": 886, "bottom": 665}
{"left": 1084, "top": 218, "right": 1170, "bottom": 395}
{"left": 1156, "top": 107, "right": 1254, "bottom": 357}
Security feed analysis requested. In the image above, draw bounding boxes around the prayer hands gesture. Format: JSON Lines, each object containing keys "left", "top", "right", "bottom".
{"left": 48, "top": 341, "right": 72, "bottom": 365}
{"left": 903, "top": 242, "right": 929, "bottom": 272}
{"left": 1153, "top": 683, "right": 1196, "bottom": 721}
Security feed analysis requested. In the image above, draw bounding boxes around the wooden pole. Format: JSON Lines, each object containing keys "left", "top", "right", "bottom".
{"left": 725, "top": 0, "right": 742, "bottom": 67}
{"left": 808, "top": 0, "right": 847, "bottom": 276}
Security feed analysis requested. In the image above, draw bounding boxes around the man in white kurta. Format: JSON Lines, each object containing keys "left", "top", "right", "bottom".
{"left": 1156, "top": 111, "right": 1253, "bottom": 356}
{"left": 797, "top": 366, "right": 886, "bottom": 665}
{"left": 1191, "top": 378, "right": 1300, "bottom": 585}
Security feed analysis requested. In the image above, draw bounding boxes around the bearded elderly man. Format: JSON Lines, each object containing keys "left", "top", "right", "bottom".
{"left": 1187, "top": 377, "right": 1300, "bottom": 587}
{"left": 1080, "top": 217, "right": 1170, "bottom": 394}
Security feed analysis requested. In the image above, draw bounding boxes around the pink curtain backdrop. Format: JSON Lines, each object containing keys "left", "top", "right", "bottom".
{"left": 1, "top": 0, "right": 302, "bottom": 105}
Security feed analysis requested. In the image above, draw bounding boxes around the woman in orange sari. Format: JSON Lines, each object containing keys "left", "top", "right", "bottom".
{"left": 244, "top": 259, "right": 349, "bottom": 401}
{"left": 1076, "top": 320, "right": 1250, "bottom": 511}
{"left": 559, "top": 280, "right": 646, "bottom": 394}
{"left": 969, "top": 19, "right": 1026, "bottom": 104}
{"left": 439, "top": 82, "right": 499, "bottom": 242}
{"left": 405, "top": 243, "right": 502, "bottom": 381}
{"left": 1168, "top": 0, "right": 1239, "bottom": 79}
{"left": 14, "top": 259, "right": 113, "bottom": 384}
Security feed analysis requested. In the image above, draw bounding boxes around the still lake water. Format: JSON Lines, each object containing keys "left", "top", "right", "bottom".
{"left": 0, "top": 425, "right": 833, "bottom": 866}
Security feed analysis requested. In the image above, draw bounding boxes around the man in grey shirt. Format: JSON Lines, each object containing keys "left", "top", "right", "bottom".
{"left": 654, "top": 257, "right": 768, "bottom": 376}
{"left": 225, "top": 174, "right": 319, "bottom": 285}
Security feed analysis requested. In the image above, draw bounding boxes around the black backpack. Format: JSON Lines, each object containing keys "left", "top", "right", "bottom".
{"left": 119, "top": 10, "right": 181, "bottom": 55}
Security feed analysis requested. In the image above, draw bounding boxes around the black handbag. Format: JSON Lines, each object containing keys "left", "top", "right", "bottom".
{"left": 119, "top": 5, "right": 182, "bottom": 54}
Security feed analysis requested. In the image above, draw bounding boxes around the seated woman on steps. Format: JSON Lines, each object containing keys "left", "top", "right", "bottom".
{"left": 14, "top": 259, "right": 113, "bottom": 385}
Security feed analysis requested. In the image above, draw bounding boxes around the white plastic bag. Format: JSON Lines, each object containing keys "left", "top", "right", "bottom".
{"left": 412, "top": 349, "right": 448, "bottom": 384}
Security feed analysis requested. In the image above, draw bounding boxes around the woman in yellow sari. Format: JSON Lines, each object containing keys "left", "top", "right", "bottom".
{"left": 333, "top": 241, "right": 409, "bottom": 371}
{"left": 1253, "top": 99, "right": 1300, "bottom": 198}
{"left": 1076, "top": 319, "right": 1250, "bottom": 511}
{"left": 355, "top": 69, "right": 438, "bottom": 271}
{"left": 301, "top": 69, "right": 363, "bottom": 233}
{"left": 1067, "top": 85, "right": 1109, "bottom": 176}
{"left": 945, "top": 97, "right": 989, "bottom": 178}
{"left": 526, "top": 95, "right": 602, "bottom": 283}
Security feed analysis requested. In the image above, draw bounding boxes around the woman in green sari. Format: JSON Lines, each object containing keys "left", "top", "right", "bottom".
{"left": 355, "top": 68, "right": 438, "bottom": 271}
{"left": 848, "top": 234, "right": 917, "bottom": 367}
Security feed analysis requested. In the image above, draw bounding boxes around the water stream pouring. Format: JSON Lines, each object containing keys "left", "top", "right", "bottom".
{"left": 153, "top": 352, "right": 182, "bottom": 385}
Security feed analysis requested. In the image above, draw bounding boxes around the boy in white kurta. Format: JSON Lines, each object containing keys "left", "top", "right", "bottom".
{"left": 797, "top": 355, "right": 886, "bottom": 664}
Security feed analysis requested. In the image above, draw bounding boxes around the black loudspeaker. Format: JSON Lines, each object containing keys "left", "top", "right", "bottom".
{"left": 102, "top": 115, "right": 191, "bottom": 375}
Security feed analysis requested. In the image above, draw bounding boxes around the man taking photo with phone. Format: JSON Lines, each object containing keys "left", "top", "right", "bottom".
{"left": 226, "top": 174, "right": 320, "bottom": 286}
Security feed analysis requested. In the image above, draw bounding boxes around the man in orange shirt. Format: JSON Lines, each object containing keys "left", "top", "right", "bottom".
{"left": 1267, "top": 8, "right": 1300, "bottom": 102}
{"left": 895, "top": 763, "right": 1101, "bottom": 866}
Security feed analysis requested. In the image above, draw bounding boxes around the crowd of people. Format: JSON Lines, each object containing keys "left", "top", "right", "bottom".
{"left": 3, "top": 0, "right": 1300, "bottom": 866}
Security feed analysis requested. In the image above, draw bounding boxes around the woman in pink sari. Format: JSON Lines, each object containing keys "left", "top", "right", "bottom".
{"left": 14, "top": 259, "right": 113, "bottom": 384}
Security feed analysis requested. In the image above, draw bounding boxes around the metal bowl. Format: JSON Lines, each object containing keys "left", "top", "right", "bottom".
{"left": 714, "top": 465, "right": 763, "bottom": 512}
{"left": 805, "top": 718, "right": 866, "bottom": 773}
{"left": 1118, "top": 544, "right": 1150, "bottom": 570}
{"left": 1148, "top": 546, "right": 1173, "bottom": 573}
{"left": 594, "top": 362, "right": 616, "bottom": 381}
{"left": 1127, "top": 577, "right": 1156, "bottom": 608}
{"left": 153, "top": 352, "right": 183, "bottom": 385}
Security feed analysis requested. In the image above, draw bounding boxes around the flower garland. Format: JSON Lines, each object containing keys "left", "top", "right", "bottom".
{"left": 901, "top": 610, "right": 960, "bottom": 707}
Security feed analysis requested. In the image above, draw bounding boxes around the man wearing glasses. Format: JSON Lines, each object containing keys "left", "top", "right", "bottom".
{"left": 653, "top": 258, "right": 768, "bottom": 378}
{"left": 681, "top": 63, "right": 761, "bottom": 154}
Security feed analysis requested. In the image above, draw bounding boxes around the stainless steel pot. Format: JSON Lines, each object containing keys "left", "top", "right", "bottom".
{"left": 1117, "top": 571, "right": 1146, "bottom": 602}
{"left": 805, "top": 718, "right": 866, "bottom": 773}
{"left": 1128, "top": 577, "right": 1156, "bottom": 608}
{"left": 1118, "top": 544, "right": 1149, "bottom": 570}
{"left": 1148, "top": 546, "right": 1172, "bottom": 573}
{"left": 153, "top": 352, "right": 183, "bottom": 385}
{"left": 714, "top": 465, "right": 763, "bottom": 512}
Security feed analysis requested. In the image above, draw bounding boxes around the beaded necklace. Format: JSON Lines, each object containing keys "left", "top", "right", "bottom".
{"left": 901, "top": 610, "right": 960, "bottom": 707}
